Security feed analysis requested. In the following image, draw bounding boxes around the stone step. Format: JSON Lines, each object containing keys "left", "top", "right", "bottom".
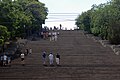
{"left": 0, "top": 30, "right": 119, "bottom": 80}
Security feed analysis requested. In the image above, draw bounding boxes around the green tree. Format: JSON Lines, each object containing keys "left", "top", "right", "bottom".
{"left": 26, "top": 1, "right": 48, "bottom": 33}
{"left": 75, "top": 10, "right": 91, "bottom": 33}
{"left": 0, "top": 25, "right": 10, "bottom": 45}
{"left": 16, "top": 0, "right": 48, "bottom": 36}
{"left": 75, "top": 0, "right": 120, "bottom": 44}
{"left": 0, "top": 0, "right": 48, "bottom": 38}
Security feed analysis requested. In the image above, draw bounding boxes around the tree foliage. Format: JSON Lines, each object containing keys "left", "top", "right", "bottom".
{"left": 0, "top": 25, "right": 10, "bottom": 45}
{"left": 0, "top": 0, "right": 48, "bottom": 40}
{"left": 75, "top": 0, "right": 120, "bottom": 44}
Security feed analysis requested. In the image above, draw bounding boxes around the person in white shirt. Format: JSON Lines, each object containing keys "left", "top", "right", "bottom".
{"left": 52, "top": 32, "right": 55, "bottom": 41}
{"left": 54, "top": 32, "right": 57, "bottom": 41}
{"left": 57, "top": 32, "right": 60, "bottom": 35}
{"left": 21, "top": 53, "right": 25, "bottom": 61}
{"left": 20, "top": 53, "right": 25, "bottom": 66}
{"left": 49, "top": 32, "right": 52, "bottom": 41}
{"left": 49, "top": 52, "right": 54, "bottom": 65}
{"left": 3, "top": 54, "right": 7, "bottom": 66}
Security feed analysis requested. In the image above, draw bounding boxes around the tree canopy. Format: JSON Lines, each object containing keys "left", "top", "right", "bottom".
{"left": 0, "top": 25, "right": 10, "bottom": 45}
{"left": 75, "top": 0, "right": 120, "bottom": 44}
{"left": 0, "top": 0, "right": 48, "bottom": 45}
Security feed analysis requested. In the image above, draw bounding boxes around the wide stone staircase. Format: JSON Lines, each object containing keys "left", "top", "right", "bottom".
{"left": 0, "top": 30, "right": 120, "bottom": 80}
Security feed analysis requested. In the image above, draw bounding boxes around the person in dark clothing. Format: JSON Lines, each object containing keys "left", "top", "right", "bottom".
{"left": 0, "top": 55, "right": 3, "bottom": 66}
{"left": 25, "top": 49, "right": 29, "bottom": 55}
{"left": 56, "top": 53, "right": 60, "bottom": 66}
{"left": 7, "top": 56, "right": 11, "bottom": 67}
{"left": 42, "top": 51, "right": 46, "bottom": 65}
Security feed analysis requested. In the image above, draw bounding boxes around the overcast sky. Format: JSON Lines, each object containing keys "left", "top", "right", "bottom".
{"left": 41, "top": 0, "right": 109, "bottom": 30}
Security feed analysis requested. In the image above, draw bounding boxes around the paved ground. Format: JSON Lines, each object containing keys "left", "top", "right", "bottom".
{"left": 0, "top": 30, "right": 120, "bottom": 80}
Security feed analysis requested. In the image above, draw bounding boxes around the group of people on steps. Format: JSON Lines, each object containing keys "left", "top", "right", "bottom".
{"left": 20, "top": 48, "right": 61, "bottom": 66}
{"left": 42, "top": 51, "right": 60, "bottom": 66}
{"left": 0, "top": 53, "right": 11, "bottom": 67}
{"left": 41, "top": 31, "right": 59, "bottom": 41}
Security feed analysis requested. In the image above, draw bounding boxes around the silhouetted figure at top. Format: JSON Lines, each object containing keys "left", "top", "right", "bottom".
{"left": 54, "top": 26, "right": 57, "bottom": 30}
{"left": 60, "top": 24, "right": 62, "bottom": 30}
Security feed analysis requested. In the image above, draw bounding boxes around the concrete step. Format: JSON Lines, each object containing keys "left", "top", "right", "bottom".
{"left": 0, "top": 30, "right": 120, "bottom": 80}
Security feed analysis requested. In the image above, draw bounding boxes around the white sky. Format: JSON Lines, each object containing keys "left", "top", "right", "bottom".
{"left": 40, "top": 0, "right": 109, "bottom": 30}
